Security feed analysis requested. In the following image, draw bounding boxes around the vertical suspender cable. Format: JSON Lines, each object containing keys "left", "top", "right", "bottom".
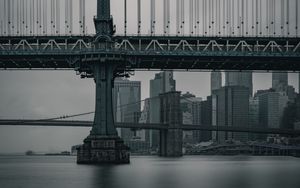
{"left": 212, "top": 0, "right": 214, "bottom": 36}
{"left": 25, "top": 0, "right": 28, "bottom": 35}
{"left": 51, "top": 0, "right": 53, "bottom": 34}
{"left": 219, "top": 0, "right": 221, "bottom": 35}
{"left": 30, "top": 0, "right": 33, "bottom": 34}
{"left": 227, "top": 0, "right": 230, "bottom": 36}
{"left": 189, "top": 0, "right": 193, "bottom": 34}
{"left": 8, "top": 0, "right": 10, "bottom": 35}
{"left": 137, "top": 0, "right": 141, "bottom": 35}
{"left": 281, "top": 0, "right": 284, "bottom": 36}
{"left": 43, "top": 0, "right": 47, "bottom": 34}
{"left": 196, "top": 0, "right": 199, "bottom": 35}
{"left": 237, "top": 0, "right": 240, "bottom": 36}
{"left": 296, "top": 0, "right": 298, "bottom": 37}
{"left": 22, "top": 0, "right": 24, "bottom": 35}
{"left": 272, "top": 0, "right": 275, "bottom": 36}
{"left": 124, "top": 0, "right": 127, "bottom": 35}
{"left": 252, "top": 0, "right": 254, "bottom": 36}
{"left": 17, "top": 0, "right": 19, "bottom": 35}
{"left": 259, "top": 0, "right": 262, "bottom": 35}
{"left": 167, "top": 0, "right": 170, "bottom": 34}
{"left": 244, "top": 0, "right": 248, "bottom": 35}
{"left": 65, "top": 0, "right": 68, "bottom": 34}
{"left": 83, "top": 0, "right": 86, "bottom": 34}
{"left": 40, "top": 0, "right": 43, "bottom": 34}
{"left": 11, "top": 0, "right": 14, "bottom": 35}
{"left": 219, "top": 0, "right": 222, "bottom": 35}
{"left": 208, "top": 0, "right": 211, "bottom": 35}
{"left": 150, "top": 0, "right": 155, "bottom": 35}
{"left": 56, "top": 0, "right": 60, "bottom": 34}
{"left": 176, "top": 0, "right": 179, "bottom": 34}
{"left": 37, "top": 0, "right": 39, "bottom": 34}
{"left": 181, "top": 0, "right": 184, "bottom": 35}
{"left": 2, "top": 0, "right": 5, "bottom": 35}
{"left": 232, "top": 0, "right": 235, "bottom": 35}
{"left": 288, "top": 0, "right": 290, "bottom": 36}
{"left": 203, "top": 0, "right": 206, "bottom": 35}
{"left": 163, "top": 0, "right": 166, "bottom": 34}
{"left": 70, "top": 0, "right": 73, "bottom": 34}
{"left": 79, "top": 0, "right": 82, "bottom": 34}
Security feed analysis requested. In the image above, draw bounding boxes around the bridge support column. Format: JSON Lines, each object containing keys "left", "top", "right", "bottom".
{"left": 159, "top": 91, "right": 183, "bottom": 157}
{"left": 77, "top": 63, "right": 130, "bottom": 164}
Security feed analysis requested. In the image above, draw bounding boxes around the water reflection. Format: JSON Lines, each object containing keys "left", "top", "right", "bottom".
{"left": 0, "top": 156, "right": 300, "bottom": 188}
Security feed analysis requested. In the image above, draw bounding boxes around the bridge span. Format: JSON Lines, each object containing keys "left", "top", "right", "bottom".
{"left": 1, "top": 119, "right": 300, "bottom": 136}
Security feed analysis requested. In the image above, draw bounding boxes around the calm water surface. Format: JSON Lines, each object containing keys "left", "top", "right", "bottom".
{"left": 0, "top": 155, "right": 299, "bottom": 188}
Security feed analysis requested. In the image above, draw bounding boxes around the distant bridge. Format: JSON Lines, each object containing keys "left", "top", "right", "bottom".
{"left": 0, "top": 119, "right": 299, "bottom": 136}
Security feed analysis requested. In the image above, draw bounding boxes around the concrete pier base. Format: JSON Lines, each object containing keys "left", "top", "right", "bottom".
{"left": 77, "top": 135, "right": 130, "bottom": 164}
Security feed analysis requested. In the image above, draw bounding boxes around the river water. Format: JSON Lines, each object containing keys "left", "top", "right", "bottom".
{"left": 0, "top": 155, "right": 299, "bottom": 188}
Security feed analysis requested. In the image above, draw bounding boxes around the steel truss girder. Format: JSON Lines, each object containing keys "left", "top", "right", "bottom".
{"left": 0, "top": 35, "right": 299, "bottom": 71}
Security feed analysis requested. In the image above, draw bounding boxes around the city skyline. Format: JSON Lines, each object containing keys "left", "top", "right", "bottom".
{"left": 0, "top": 71, "right": 299, "bottom": 153}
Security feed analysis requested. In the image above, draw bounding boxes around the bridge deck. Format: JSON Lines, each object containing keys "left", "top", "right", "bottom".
{"left": 0, "top": 35, "right": 299, "bottom": 71}
{"left": 0, "top": 119, "right": 299, "bottom": 136}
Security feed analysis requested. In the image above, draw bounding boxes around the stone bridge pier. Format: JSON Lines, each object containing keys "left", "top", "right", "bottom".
{"left": 159, "top": 91, "right": 183, "bottom": 157}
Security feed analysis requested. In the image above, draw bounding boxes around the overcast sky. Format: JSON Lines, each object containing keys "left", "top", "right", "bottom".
{"left": 0, "top": 0, "right": 299, "bottom": 153}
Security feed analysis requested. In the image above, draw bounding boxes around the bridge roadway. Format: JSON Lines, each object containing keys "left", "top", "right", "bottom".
{"left": 0, "top": 35, "right": 300, "bottom": 71}
{"left": 0, "top": 119, "right": 299, "bottom": 136}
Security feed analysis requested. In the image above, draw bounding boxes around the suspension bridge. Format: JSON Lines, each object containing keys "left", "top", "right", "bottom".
{"left": 0, "top": 0, "right": 300, "bottom": 163}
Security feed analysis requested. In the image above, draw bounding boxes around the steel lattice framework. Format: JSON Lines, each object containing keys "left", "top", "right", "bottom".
{"left": 0, "top": 35, "right": 300, "bottom": 72}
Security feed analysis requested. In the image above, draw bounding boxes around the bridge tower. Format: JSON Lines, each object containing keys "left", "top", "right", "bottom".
{"left": 77, "top": 0, "right": 130, "bottom": 164}
{"left": 159, "top": 92, "right": 183, "bottom": 157}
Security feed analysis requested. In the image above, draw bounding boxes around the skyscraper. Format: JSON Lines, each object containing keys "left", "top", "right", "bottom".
{"left": 212, "top": 86, "right": 250, "bottom": 143}
{"left": 180, "top": 92, "right": 202, "bottom": 144}
{"left": 258, "top": 90, "right": 289, "bottom": 129}
{"left": 113, "top": 78, "right": 141, "bottom": 141}
{"left": 225, "top": 72, "right": 253, "bottom": 96}
{"left": 211, "top": 71, "right": 222, "bottom": 94}
{"left": 149, "top": 71, "right": 176, "bottom": 149}
{"left": 272, "top": 72, "right": 288, "bottom": 91}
